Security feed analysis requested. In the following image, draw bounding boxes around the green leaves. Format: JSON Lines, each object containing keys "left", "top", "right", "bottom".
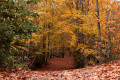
{"left": 0, "top": 0, "right": 41, "bottom": 69}
{"left": 26, "top": 0, "right": 42, "bottom": 4}
{"left": 0, "top": 0, "right": 39, "bottom": 38}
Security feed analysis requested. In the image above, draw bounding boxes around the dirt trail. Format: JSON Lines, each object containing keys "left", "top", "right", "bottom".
{"left": 38, "top": 52, "right": 74, "bottom": 71}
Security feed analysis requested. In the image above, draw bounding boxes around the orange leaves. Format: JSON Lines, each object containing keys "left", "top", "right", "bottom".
{"left": 1, "top": 60, "right": 120, "bottom": 80}
{"left": 117, "top": 33, "right": 120, "bottom": 39}
{"left": 27, "top": 0, "right": 120, "bottom": 60}
{"left": 15, "top": 46, "right": 28, "bottom": 51}
{"left": 54, "top": 0, "right": 66, "bottom": 3}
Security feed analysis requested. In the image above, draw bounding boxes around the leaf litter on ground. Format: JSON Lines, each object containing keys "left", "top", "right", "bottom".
{"left": 0, "top": 60, "right": 120, "bottom": 80}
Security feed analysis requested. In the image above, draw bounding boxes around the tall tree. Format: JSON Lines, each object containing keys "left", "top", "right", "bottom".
{"left": 96, "top": 0, "right": 102, "bottom": 62}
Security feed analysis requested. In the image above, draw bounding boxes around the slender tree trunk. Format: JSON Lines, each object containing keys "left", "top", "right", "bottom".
{"left": 96, "top": 0, "right": 101, "bottom": 42}
{"left": 82, "top": 0, "right": 84, "bottom": 12}
{"left": 106, "top": 9, "right": 112, "bottom": 60}
{"left": 62, "top": 46, "right": 65, "bottom": 58}
{"left": 96, "top": 0, "right": 102, "bottom": 63}
{"left": 117, "top": 42, "right": 119, "bottom": 58}
{"left": 108, "top": 27, "right": 112, "bottom": 60}
{"left": 75, "top": 0, "right": 79, "bottom": 10}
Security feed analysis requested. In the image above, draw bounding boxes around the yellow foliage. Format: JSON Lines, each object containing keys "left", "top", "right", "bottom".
{"left": 26, "top": 0, "right": 119, "bottom": 58}
{"left": 77, "top": 44, "right": 97, "bottom": 56}
{"left": 15, "top": 46, "right": 28, "bottom": 51}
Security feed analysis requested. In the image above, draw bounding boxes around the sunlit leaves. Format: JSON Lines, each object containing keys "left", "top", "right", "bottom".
{"left": 77, "top": 44, "right": 97, "bottom": 56}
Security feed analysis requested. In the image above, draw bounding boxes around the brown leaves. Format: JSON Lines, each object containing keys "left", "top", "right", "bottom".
{"left": 0, "top": 60, "right": 120, "bottom": 80}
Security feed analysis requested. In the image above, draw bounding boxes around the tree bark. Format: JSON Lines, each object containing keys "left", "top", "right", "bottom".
{"left": 75, "top": 0, "right": 79, "bottom": 10}
{"left": 96, "top": 0, "right": 102, "bottom": 63}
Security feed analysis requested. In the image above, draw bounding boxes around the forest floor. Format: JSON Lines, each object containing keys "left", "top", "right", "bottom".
{"left": 38, "top": 52, "right": 74, "bottom": 71}
{"left": 0, "top": 53, "right": 120, "bottom": 80}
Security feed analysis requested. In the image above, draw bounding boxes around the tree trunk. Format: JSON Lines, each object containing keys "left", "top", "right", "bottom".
{"left": 75, "top": 0, "right": 79, "bottom": 10}
{"left": 96, "top": 0, "right": 102, "bottom": 63}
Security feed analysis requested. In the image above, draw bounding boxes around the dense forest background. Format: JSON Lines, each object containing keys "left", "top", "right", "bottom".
{"left": 0, "top": 0, "right": 120, "bottom": 70}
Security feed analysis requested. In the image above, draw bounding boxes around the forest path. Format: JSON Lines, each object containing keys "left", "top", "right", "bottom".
{"left": 38, "top": 52, "right": 74, "bottom": 71}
